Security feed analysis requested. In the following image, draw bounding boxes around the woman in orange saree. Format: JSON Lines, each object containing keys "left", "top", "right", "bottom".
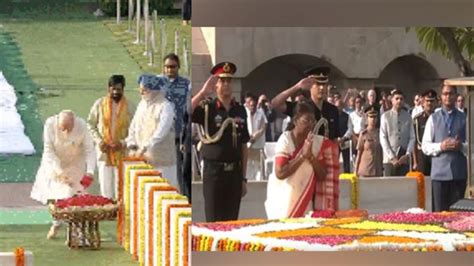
{"left": 265, "top": 101, "right": 340, "bottom": 219}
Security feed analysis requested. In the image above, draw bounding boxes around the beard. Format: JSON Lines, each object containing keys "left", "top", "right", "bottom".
{"left": 111, "top": 94, "right": 123, "bottom": 102}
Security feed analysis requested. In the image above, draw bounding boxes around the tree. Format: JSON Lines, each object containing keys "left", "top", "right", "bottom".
{"left": 409, "top": 27, "right": 473, "bottom": 76}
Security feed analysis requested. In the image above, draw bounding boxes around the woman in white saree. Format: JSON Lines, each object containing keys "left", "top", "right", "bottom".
{"left": 265, "top": 101, "right": 340, "bottom": 219}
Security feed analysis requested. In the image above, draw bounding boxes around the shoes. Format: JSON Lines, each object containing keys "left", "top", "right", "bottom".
{"left": 47, "top": 224, "right": 60, "bottom": 240}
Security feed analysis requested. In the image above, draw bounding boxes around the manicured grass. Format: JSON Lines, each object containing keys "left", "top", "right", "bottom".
{"left": 104, "top": 15, "right": 192, "bottom": 77}
{"left": 0, "top": 222, "right": 138, "bottom": 266}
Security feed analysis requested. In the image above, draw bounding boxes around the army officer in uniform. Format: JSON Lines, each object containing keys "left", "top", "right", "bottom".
{"left": 191, "top": 62, "right": 250, "bottom": 222}
{"left": 271, "top": 66, "right": 340, "bottom": 140}
{"left": 412, "top": 89, "right": 437, "bottom": 175}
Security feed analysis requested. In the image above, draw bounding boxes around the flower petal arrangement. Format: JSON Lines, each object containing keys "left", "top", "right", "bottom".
{"left": 192, "top": 209, "right": 474, "bottom": 251}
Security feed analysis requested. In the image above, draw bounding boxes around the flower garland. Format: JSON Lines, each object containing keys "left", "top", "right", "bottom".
{"left": 339, "top": 173, "right": 359, "bottom": 209}
{"left": 156, "top": 194, "right": 188, "bottom": 266}
{"left": 183, "top": 220, "right": 192, "bottom": 266}
{"left": 147, "top": 186, "right": 178, "bottom": 266}
{"left": 172, "top": 210, "right": 191, "bottom": 266}
{"left": 135, "top": 174, "right": 166, "bottom": 262}
{"left": 117, "top": 157, "right": 144, "bottom": 245}
{"left": 166, "top": 204, "right": 191, "bottom": 266}
{"left": 131, "top": 170, "right": 164, "bottom": 260}
{"left": 358, "top": 235, "right": 427, "bottom": 244}
{"left": 14, "top": 247, "right": 24, "bottom": 266}
{"left": 338, "top": 220, "right": 448, "bottom": 233}
{"left": 255, "top": 226, "right": 374, "bottom": 238}
{"left": 406, "top": 171, "right": 425, "bottom": 209}
{"left": 123, "top": 163, "right": 153, "bottom": 251}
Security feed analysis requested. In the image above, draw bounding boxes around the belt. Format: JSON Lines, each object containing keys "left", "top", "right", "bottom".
{"left": 205, "top": 160, "right": 241, "bottom": 171}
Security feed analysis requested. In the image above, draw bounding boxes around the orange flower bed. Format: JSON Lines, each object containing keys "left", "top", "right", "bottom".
{"left": 406, "top": 171, "right": 425, "bottom": 209}
{"left": 324, "top": 217, "right": 363, "bottom": 226}
{"left": 14, "top": 247, "right": 24, "bottom": 266}
{"left": 358, "top": 236, "right": 427, "bottom": 244}
{"left": 255, "top": 227, "right": 374, "bottom": 238}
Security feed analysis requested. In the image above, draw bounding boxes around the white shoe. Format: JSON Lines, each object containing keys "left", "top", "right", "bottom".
{"left": 47, "top": 225, "right": 60, "bottom": 240}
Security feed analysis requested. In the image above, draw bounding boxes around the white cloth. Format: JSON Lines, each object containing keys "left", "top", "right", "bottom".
{"left": 281, "top": 116, "right": 291, "bottom": 133}
{"left": 30, "top": 115, "right": 96, "bottom": 204}
{"left": 421, "top": 109, "right": 468, "bottom": 157}
{"left": 246, "top": 107, "right": 267, "bottom": 149}
{"left": 411, "top": 105, "right": 423, "bottom": 118}
{"left": 0, "top": 72, "right": 35, "bottom": 155}
{"left": 97, "top": 161, "right": 118, "bottom": 199}
{"left": 265, "top": 131, "right": 324, "bottom": 219}
{"left": 343, "top": 110, "right": 366, "bottom": 139}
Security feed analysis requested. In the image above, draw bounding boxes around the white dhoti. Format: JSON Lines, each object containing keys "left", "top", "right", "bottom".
{"left": 97, "top": 161, "right": 119, "bottom": 199}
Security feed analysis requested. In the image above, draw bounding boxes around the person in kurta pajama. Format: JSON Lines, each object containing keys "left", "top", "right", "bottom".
{"left": 265, "top": 101, "right": 339, "bottom": 219}
{"left": 30, "top": 110, "right": 96, "bottom": 239}
{"left": 125, "top": 74, "right": 178, "bottom": 189}
{"left": 87, "top": 75, "right": 134, "bottom": 199}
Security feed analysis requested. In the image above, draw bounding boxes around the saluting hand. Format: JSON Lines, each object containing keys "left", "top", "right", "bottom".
{"left": 202, "top": 75, "right": 218, "bottom": 95}
{"left": 296, "top": 77, "right": 315, "bottom": 91}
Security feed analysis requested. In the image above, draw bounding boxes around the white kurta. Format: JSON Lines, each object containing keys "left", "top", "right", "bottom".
{"left": 30, "top": 115, "right": 96, "bottom": 204}
{"left": 126, "top": 95, "right": 178, "bottom": 189}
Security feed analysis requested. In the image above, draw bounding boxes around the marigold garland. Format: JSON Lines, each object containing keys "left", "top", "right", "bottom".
{"left": 117, "top": 157, "right": 144, "bottom": 245}
{"left": 406, "top": 171, "right": 425, "bottom": 209}
{"left": 255, "top": 226, "right": 374, "bottom": 238}
{"left": 358, "top": 235, "right": 427, "bottom": 244}
{"left": 166, "top": 205, "right": 191, "bottom": 266}
{"left": 183, "top": 220, "right": 192, "bottom": 266}
{"left": 339, "top": 173, "right": 359, "bottom": 209}
{"left": 339, "top": 221, "right": 448, "bottom": 232}
{"left": 136, "top": 175, "right": 167, "bottom": 264}
{"left": 156, "top": 194, "right": 187, "bottom": 266}
{"left": 14, "top": 247, "right": 25, "bottom": 266}
{"left": 147, "top": 186, "right": 178, "bottom": 266}
{"left": 123, "top": 163, "right": 153, "bottom": 251}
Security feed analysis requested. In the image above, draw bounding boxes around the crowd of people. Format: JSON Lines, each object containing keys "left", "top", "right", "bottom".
{"left": 192, "top": 61, "right": 468, "bottom": 222}
{"left": 30, "top": 53, "right": 191, "bottom": 239}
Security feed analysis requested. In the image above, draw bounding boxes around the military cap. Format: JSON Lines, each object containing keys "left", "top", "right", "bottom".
{"left": 210, "top": 62, "right": 237, "bottom": 78}
{"left": 304, "top": 66, "right": 331, "bottom": 84}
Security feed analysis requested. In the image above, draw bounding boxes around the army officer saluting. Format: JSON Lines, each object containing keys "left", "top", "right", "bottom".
{"left": 191, "top": 62, "right": 250, "bottom": 222}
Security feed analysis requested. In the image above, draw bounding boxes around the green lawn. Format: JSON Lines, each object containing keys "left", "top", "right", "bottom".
{"left": 0, "top": 222, "right": 138, "bottom": 266}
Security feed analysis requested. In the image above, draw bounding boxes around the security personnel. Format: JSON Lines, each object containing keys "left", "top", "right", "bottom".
{"left": 379, "top": 89, "right": 415, "bottom": 176}
{"left": 412, "top": 89, "right": 437, "bottom": 175}
{"left": 191, "top": 62, "right": 250, "bottom": 222}
{"left": 271, "top": 66, "right": 340, "bottom": 140}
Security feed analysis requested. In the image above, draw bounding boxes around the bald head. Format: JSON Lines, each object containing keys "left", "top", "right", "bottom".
{"left": 58, "top": 110, "right": 75, "bottom": 132}
{"left": 367, "top": 89, "right": 376, "bottom": 104}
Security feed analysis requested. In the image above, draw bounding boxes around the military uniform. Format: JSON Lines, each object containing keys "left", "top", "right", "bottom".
{"left": 413, "top": 111, "right": 432, "bottom": 175}
{"left": 192, "top": 62, "right": 250, "bottom": 222}
{"left": 285, "top": 66, "right": 340, "bottom": 140}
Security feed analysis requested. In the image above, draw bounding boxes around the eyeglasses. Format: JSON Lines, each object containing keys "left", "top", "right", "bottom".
{"left": 442, "top": 92, "right": 455, "bottom": 96}
{"left": 164, "top": 65, "right": 178, "bottom": 69}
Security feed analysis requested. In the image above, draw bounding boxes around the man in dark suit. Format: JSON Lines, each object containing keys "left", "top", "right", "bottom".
{"left": 271, "top": 66, "right": 340, "bottom": 140}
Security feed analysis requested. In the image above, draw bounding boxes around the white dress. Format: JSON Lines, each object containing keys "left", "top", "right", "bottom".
{"left": 30, "top": 115, "right": 96, "bottom": 204}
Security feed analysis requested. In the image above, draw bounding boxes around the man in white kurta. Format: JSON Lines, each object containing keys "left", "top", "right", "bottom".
{"left": 126, "top": 74, "right": 178, "bottom": 189}
{"left": 87, "top": 75, "right": 134, "bottom": 199}
{"left": 30, "top": 110, "right": 96, "bottom": 238}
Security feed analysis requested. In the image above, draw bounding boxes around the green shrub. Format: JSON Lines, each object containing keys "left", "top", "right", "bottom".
{"left": 98, "top": 0, "right": 177, "bottom": 16}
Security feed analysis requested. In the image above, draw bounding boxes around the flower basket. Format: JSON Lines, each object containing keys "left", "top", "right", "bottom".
{"left": 48, "top": 195, "right": 119, "bottom": 250}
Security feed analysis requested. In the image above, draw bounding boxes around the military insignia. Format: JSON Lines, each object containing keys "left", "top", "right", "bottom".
{"left": 215, "top": 114, "right": 223, "bottom": 124}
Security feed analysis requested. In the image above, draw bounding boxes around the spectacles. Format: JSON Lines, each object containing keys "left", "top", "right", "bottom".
{"left": 442, "top": 92, "right": 455, "bottom": 96}
{"left": 165, "top": 65, "right": 178, "bottom": 69}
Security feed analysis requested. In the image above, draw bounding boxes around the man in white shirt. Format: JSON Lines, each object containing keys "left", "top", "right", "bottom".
{"left": 342, "top": 94, "right": 366, "bottom": 153}
{"left": 379, "top": 89, "right": 415, "bottom": 176}
{"left": 126, "top": 74, "right": 178, "bottom": 189}
{"left": 411, "top": 93, "right": 423, "bottom": 118}
{"left": 30, "top": 110, "right": 96, "bottom": 239}
{"left": 245, "top": 93, "right": 267, "bottom": 180}
{"left": 422, "top": 85, "right": 467, "bottom": 211}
